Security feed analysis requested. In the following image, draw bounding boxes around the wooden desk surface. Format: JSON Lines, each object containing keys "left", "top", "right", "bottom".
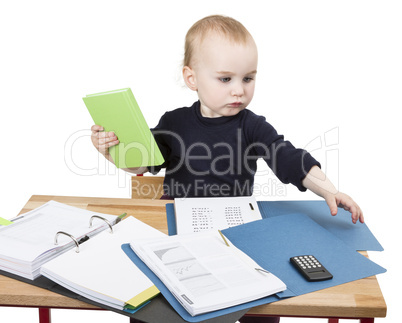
{"left": 0, "top": 195, "right": 387, "bottom": 319}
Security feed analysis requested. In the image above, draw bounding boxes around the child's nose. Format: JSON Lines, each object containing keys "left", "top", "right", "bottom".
{"left": 231, "top": 83, "right": 244, "bottom": 97}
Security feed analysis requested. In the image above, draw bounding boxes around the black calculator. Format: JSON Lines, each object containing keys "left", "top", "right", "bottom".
{"left": 290, "top": 255, "right": 333, "bottom": 282}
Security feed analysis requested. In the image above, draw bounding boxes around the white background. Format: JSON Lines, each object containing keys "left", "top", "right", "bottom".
{"left": 1, "top": 1, "right": 401, "bottom": 322}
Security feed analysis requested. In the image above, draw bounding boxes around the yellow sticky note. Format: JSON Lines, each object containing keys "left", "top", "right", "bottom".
{"left": 126, "top": 285, "right": 160, "bottom": 308}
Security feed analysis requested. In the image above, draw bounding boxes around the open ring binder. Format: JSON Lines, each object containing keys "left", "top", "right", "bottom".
{"left": 90, "top": 215, "right": 114, "bottom": 233}
{"left": 54, "top": 231, "right": 80, "bottom": 253}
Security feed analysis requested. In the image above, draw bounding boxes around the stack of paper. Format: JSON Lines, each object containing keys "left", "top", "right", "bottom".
{"left": 0, "top": 201, "right": 117, "bottom": 280}
{"left": 41, "top": 217, "right": 164, "bottom": 312}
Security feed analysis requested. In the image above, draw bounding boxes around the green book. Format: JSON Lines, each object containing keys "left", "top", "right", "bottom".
{"left": 83, "top": 88, "right": 164, "bottom": 168}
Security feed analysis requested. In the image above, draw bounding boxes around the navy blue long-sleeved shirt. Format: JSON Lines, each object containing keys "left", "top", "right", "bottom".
{"left": 150, "top": 101, "right": 320, "bottom": 198}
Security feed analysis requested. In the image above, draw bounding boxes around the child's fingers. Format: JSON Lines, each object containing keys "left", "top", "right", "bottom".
{"left": 325, "top": 196, "right": 338, "bottom": 216}
{"left": 91, "top": 125, "right": 104, "bottom": 133}
{"left": 359, "top": 212, "right": 365, "bottom": 223}
{"left": 326, "top": 194, "right": 364, "bottom": 224}
{"left": 98, "top": 132, "right": 118, "bottom": 148}
{"left": 91, "top": 127, "right": 119, "bottom": 151}
{"left": 348, "top": 205, "right": 358, "bottom": 224}
{"left": 99, "top": 135, "right": 119, "bottom": 147}
{"left": 95, "top": 131, "right": 116, "bottom": 141}
{"left": 338, "top": 196, "right": 364, "bottom": 224}
{"left": 350, "top": 205, "right": 364, "bottom": 224}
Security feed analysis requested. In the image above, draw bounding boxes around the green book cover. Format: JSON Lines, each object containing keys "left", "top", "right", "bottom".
{"left": 83, "top": 88, "right": 164, "bottom": 168}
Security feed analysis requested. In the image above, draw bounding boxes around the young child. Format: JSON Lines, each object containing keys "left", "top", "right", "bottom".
{"left": 91, "top": 15, "right": 364, "bottom": 226}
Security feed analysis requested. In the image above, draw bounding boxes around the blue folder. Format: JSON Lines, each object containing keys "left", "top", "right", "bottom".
{"left": 123, "top": 211, "right": 386, "bottom": 322}
{"left": 221, "top": 214, "right": 386, "bottom": 297}
{"left": 257, "top": 200, "right": 383, "bottom": 251}
{"left": 166, "top": 200, "right": 383, "bottom": 251}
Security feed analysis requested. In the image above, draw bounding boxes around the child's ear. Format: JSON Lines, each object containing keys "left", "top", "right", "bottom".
{"left": 182, "top": 66, "right": 197, "bottom": 91}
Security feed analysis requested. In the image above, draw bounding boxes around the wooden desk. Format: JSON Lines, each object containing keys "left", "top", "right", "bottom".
{"left": 0, "top": 195, "right": 387, "bottom": 323}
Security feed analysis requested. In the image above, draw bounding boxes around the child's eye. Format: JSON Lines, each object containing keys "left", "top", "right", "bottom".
{"left": 243, "top": 77, "right": 254, "bottom": 83}
{"left": 219, "top": 77, "right": 231, "bottom": 83}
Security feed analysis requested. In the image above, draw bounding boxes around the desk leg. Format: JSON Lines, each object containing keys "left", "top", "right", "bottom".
{"left": 39, "top": 308, "right": 51, "bottom": 323}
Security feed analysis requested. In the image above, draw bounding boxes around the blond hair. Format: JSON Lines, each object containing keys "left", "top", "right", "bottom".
{"left": 183, "top": 15, "right": 253, "bottom": 67}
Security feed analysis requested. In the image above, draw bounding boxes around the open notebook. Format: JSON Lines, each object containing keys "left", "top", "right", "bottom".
{"left": 0, "top": 201, "right": 118, "bottom": 280}
{"left": 130, "top": 230, "right": 286, "bottom": 316}
{"left": 41, "top": 217, "right": 164, "bottom": 312}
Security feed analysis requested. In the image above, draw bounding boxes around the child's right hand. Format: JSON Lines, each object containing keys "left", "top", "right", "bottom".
{"left": 91, "top": 125, "right": 119, "bottom": 156}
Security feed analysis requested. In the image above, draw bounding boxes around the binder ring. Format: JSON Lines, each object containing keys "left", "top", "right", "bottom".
{"left": 89, "top": 215, "right": 113, "bottom": 233}
{"left": 54, "top": 231, "right": 80, "bottom": 253}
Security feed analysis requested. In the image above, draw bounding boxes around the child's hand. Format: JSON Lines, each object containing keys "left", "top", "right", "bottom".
{"left": 91, "top": 125, "right": 119, "bottom": 156}
{"left": 324, "top": 192, "right": 364, "bottom": 224}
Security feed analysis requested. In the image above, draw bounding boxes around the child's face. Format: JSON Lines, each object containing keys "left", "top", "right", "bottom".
{"left": 185, "top": 33, "right": 258, "bottom": 118}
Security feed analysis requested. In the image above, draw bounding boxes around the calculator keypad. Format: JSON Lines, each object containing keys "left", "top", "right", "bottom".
{"left": 290, "top": 255, "right": 333, "bottom": 282}
{"left": 293, "top": 255, "right": 322, "bottom": 269}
